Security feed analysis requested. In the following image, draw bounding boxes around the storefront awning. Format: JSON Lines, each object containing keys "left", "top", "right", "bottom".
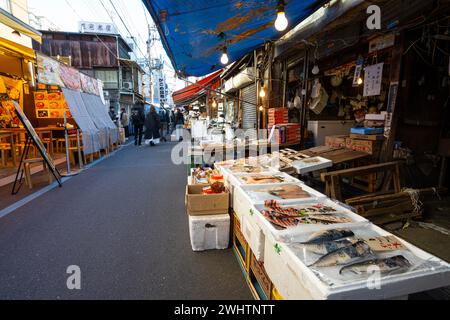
{"left": 0, "top": 36, "right": 35, "bottom": 60}
{"left": 142, "top": 0, "right": 327, "bottom": 77}
{"left": 0, "top": 8, "right": 42, "bottom": 43}
{"left": 172, "top": 70, "right": 221, "bottom": 105}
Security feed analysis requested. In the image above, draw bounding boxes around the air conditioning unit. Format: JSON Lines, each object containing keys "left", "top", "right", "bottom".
{"left": 122, "top": 82, "right": 133, "bottom": 90}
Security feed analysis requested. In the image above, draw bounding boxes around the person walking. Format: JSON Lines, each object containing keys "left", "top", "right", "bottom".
{"left": 169, "top": 110, "right": 176, "bottom": 134}
{"left": 144, "top": 106, "right": 161, "bottom": 147}
{"left": 131, "top": 107, "right": 145, "bottom": 146}
{"left": 120, "top": 108, "right": 130, "bottom": 138}
{"left": 174, "top": 108, "right": 185, "bottom": 141}
{"left": 159, "top": 109, "right": 169, "bottom": 142}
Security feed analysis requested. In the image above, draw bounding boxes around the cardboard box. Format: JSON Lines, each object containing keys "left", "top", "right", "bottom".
{"left": 186, "top": 185, "right": 229, "bottom": 216}
{"left": 325, "top": 135, "right": 349, "bottom": 148}
{"left": 350, "top": 134, "right": 385, "bottom": 141}
{"left": 346, "top": 138, "right": 382, "bottom": 156}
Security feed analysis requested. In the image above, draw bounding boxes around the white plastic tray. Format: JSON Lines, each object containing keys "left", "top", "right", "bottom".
{"left": 291, "top": 156, "right": 333, "bottom": 175}
{"left": 233, "top": 182, "right": 327, "bottom": 225}
{"left": 252, "top": 198, "right": 369, "bottom": 243}
{"left": 243, "top": 199, "right": 368, "bottom": 263}
{"left": 228, "top": 171, "right": 300, "bottom": 188}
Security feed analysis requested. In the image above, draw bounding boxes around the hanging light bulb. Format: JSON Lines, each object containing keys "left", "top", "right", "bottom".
{"left": 220, "top": 47, "right": 229, "bottom": 65}
{"left": 212, "top": 99, "right": 217, "bottom": 108}
{"left": 259, "top": 106, "right": 264, "bottom": 112}
{"left": 275, "top": 0, "right": 288, "bottom": 32}
{"left": 259, "top": 86, "right": 266, "bottom": 98}
{"left": 312, "top": 64, "right": 320, "bottom": 75}
{"left": 357, "top": 77, "right": 364, "bottom": 85}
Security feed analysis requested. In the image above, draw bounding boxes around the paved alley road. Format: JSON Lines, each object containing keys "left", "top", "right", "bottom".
{"left": 0, "top": 143, "right": 252, "bottom": 300}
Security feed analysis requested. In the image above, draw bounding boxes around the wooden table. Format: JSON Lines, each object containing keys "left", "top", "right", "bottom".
{"left": 297, "top": 146, "right": 369, "bottom": 165}
{"left": 0, "top": 127, "right": 66, "bottom": 165}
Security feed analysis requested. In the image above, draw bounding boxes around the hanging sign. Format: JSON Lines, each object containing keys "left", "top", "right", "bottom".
{"left": 36, "top": 53, "right": 65, "bottom": 87}
{"left": 384, "top": 82, "right": 399, "bottom": 138}
{"left": 352, "top": 55, "right": 364, "bottom": 87}
{"left": 363, "top": 63, "right": 384, "bottom": 97}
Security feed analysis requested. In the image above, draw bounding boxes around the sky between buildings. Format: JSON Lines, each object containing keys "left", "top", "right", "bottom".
{"left": 27, "top": 0, "right": 184, "bottom": 91}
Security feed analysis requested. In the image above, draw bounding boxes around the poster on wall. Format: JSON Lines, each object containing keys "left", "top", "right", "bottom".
{"left": 80, "top": 73, "right": 100, "bottom": 96}
{"left": 36, "top": 53, "right": 65, "bottom": 87}
{"left": 0, "top": 76, "right": 24, "bottom": 128}
{"left": 34, "top": 91, "right": 72, "bottom": 119}
{"left": 363, "top": 63, "right": 384, "bottom": 97}
{"left": 59, "top": 64, "right": 82, "bottom": 91}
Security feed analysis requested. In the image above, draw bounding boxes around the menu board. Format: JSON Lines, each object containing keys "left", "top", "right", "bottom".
{"left": 363, "top": 63, "right": 384, "bottom": 97}
{"left": 34, "top": 91, "right": 72, "bottom": 119}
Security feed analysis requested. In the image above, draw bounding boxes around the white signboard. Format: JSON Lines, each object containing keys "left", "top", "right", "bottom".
{"left": 79, "top": 21, "right": 117, "bottom": 35}
{"left": 363, "top": 63, "right": 384, "bottom": 97}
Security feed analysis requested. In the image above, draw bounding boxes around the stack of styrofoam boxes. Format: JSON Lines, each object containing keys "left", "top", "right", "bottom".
{"left": 186, "top": 184, "right": 230, "bottom": 252}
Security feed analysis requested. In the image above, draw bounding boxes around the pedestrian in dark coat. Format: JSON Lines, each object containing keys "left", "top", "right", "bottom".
{"left": 144, "top": 106, "right": 161, "bottom": 146}
{"left": 131, "top": 107, "right": 145, "bottom": 146}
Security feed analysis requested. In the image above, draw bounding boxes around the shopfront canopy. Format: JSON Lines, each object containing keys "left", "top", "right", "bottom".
{"left": 81, "top": 93, "right": 119, "bottom": 149}
{"left": 62, "top": 88, "right": 101, "bottom": 155}
{"left": 172, "top": 70, "right": 221, "bottom": 105}
{"left": 142, "top": 0, "right": 326, "bottom": 77}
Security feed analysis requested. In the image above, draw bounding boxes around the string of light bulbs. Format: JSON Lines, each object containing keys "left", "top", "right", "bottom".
{"left": 219, "top": 0, "right": 288, "bottom": 66}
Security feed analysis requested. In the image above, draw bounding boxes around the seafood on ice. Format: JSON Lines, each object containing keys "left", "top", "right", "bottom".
{"left": 294, "top": 239, "right": 357, "bottom": 255}
{"left": 309, "top": 241, "right": 374, "bottom": 268}
{"left": 303, "top": 229, "right": 355, "bottom": 245}
{"left": 339, "top": 255, "right": 412, "bottom": 275}
{"left": 260, "top": 203, "right": 353, "bottom": 229}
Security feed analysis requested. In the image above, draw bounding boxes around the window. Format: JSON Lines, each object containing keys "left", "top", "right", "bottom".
{"left": 0, "top": 0, "right": 11, "bottom": 12}
{"left": 95, "top": 70, "right": 118, "bottom": 89}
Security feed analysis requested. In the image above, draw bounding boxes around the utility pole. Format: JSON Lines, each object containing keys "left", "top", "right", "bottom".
{"left": 147, "top": 23, "right": 165, "bottom": 107}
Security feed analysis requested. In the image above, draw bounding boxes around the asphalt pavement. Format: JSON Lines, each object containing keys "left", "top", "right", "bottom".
{"left": 0, "top": 142, "right": 252, "bottom": 300}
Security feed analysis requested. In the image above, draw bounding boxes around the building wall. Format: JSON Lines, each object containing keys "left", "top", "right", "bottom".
{"left": 0, "top": 0, "right": 32, "bottom": 48}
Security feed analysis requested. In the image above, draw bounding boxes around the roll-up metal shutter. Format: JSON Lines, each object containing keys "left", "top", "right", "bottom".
{"left": 241, "top": 84, "right": 257, "bottom": 139}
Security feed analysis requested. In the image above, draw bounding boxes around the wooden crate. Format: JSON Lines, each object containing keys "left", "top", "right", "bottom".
{"left": 233, "top": 212, "right": 250, "bottom": 273}
{"left": 248, "top": 252, "right": 272, "bottom": 300}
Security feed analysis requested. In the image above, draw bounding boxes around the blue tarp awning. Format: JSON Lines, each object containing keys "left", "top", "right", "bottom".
{"left": 142, "top": 0, "right": 327, "bottom": 77}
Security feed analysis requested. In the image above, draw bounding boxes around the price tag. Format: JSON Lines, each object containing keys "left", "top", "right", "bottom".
{"left": 363, "top": 236, "right": 407, "bottom": 252}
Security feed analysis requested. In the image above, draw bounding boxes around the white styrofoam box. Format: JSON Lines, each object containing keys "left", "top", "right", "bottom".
{"left": 188, "top": 175, "right": 193, "bottom": 185}
{"left": 291, "top": 157, "right": 333, "bottom": 175}
{"left": 308, "top": 120, "right": 355, "bottom": 146}
{"left": 241, "top": 215, "right": 265, "bottom": 261}
{"left": 221, "top": 166, "right": 279, "bottom": 210}
{"left": 264, "top": 232, "right": 314, "bottom": 300}
{"left": 233, "top": 182, "right": 327, "bottom": 225}
{"left": 268, "top": 223, "right": 450, "bottom": 300}
{"left": 252, "top": 198, "right": 369, "bottom": 243}
{"left": 244, "top": 199, "right": 367, "bottom": 263}
{"left": 365, "top": 113, "right": 387, "bottom": 121}
{"left": 228, "top": 171, "right": 300, "bottom": 188}
{"left": 189, "top": 214, "right": 230, "bottom": 252}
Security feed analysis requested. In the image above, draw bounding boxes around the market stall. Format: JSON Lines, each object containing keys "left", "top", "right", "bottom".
{"left": 35, "top": 53, "right": 118, "bottom": 156}
{"left": 185, "top": 152, "right": 450, "bottom": 300}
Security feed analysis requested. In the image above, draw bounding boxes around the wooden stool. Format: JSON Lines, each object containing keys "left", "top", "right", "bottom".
{"left": 23, "top": 158, "right": 53, "bottom": 189}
